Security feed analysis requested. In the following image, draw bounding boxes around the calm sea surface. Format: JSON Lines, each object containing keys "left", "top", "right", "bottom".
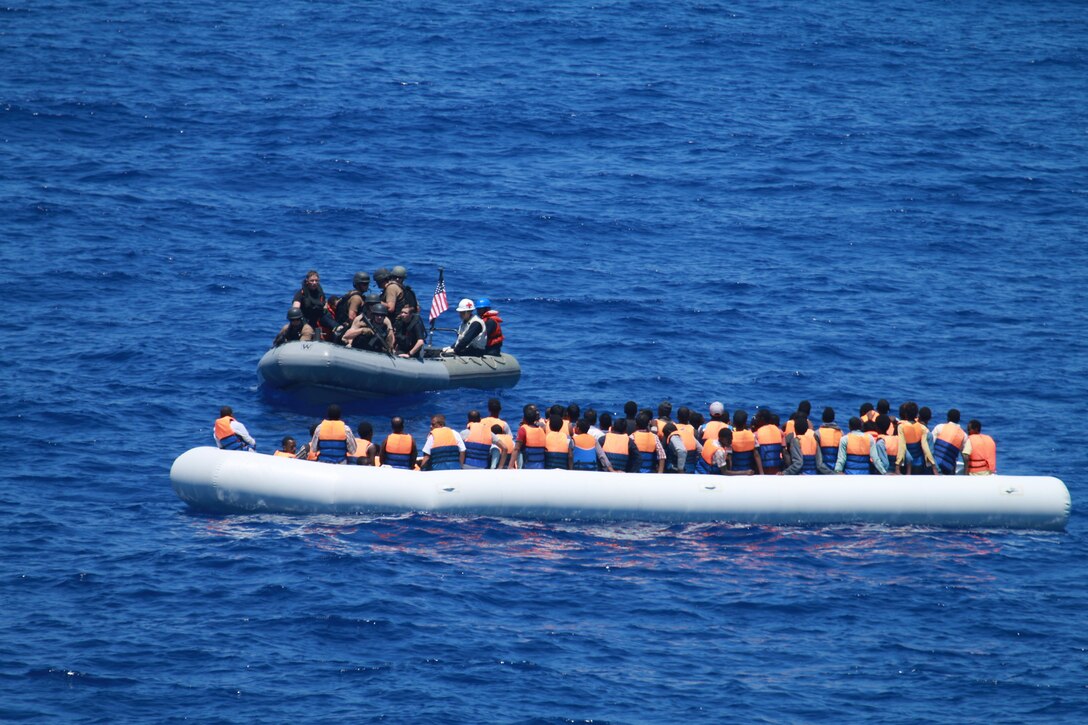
{"left": 2, "top": 0, "right": 1087, "bottom": 721}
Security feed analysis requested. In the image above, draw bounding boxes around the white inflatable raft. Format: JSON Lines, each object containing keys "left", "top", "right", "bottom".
{"left": 171, "top": 447, "right": 1071, "bottom": 531}
{"left": 257, "top": 341, "right": 520, "bottom": 397}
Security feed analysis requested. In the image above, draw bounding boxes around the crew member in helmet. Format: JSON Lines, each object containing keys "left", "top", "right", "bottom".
{"left": 376, "top": 267, "right": 406, "bottom": 318}
{"left": 443, "top": 298, "right": 486, "bottom": 356}
{"left": 475, "top": 297, "right": 504, "bottom": 355}
{"left": 342, "top": 303, "right": 395, "bottom": 352}
{"left": 390, "top": 265, "right": 419, "bottom": 315}
{"left": 273, "top": 307, "right": 315, "bottom": 347}
{"left": 332, "top": 272, "right": 371, "bottom": 335}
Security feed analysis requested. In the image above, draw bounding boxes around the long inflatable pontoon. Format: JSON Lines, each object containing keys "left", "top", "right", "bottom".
{"left": 171, "top": 447, "right": 1071, "bottom": 531}
{"left": 257, "top": 341, "right": 520, "bottom": 397}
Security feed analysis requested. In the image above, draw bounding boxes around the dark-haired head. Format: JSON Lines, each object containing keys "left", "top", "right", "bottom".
{"left": 523, "top": 404, "right": 539, "bottom": 423}
{"left": 875, "top": 415, "right": 890, "bottom": 436}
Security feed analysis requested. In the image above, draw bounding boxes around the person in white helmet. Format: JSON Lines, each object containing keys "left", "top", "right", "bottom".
{"left": 443, "top": 298, "right": 487, "bottom": 356}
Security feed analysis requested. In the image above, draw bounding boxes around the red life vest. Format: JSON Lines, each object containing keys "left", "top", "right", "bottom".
{"left": 482, "top": 310, "right": 504, "bottom": 348}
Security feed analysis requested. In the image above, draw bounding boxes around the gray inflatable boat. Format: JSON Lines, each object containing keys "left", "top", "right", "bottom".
{"left": 257, "top": 341, "right": 521, "bottom": 397}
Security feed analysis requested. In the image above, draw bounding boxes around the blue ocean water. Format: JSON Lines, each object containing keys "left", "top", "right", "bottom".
{"left": 3, "top": 0, "right": 1088, "bottom": 720}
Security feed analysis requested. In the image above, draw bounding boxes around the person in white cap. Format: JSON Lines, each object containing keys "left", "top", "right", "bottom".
{"left": 443, "top": 298, "right": 487, "bottom": 356}
{"left": 698, "top": 401, "right": 730, "bottom": 443}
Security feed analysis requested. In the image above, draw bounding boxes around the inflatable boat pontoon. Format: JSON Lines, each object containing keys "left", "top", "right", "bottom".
{"left": 171, "top": 447, "right": 1071, "bottom": 531}
{"left": 257, "top": 341, "right": 520, "bottom": 397}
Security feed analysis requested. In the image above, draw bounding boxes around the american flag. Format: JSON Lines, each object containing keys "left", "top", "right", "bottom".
{"left": 429, "top": 271, "right": 448, "bottom": 322}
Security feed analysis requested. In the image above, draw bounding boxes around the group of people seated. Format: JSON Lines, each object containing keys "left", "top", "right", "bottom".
{"left": 272, "top": 268, "right": 504, "bottom": 357}
{"left": 214, "top": 397, "right": 998, "bottom": 476}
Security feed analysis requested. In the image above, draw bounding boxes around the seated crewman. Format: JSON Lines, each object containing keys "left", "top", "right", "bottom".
{"left": 273, "top": 307, "right": 315, "bottom": 347}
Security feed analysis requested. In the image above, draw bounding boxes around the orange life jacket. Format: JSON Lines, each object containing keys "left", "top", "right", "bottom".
{"left": 214, "top": 416, "right": 250, "bottom": 451}
{"left": 427, "top": 427, "right": 461, "bottom": 470}
{"left": 602, "top": 432, "right": 630, "bottom": 471}
{"left": 384, "top": 432, "right": 415, "bottom": 469}
{"left": 966, "top": 433, "right": 996, "bottom": 473}
{"left": 797, "top": 431, "right": 819, "bottom": 474}
{"left": 702, "top": 420, "right": 727, "bottom": 443}
{"left": 730, "top": 429, "right": 756, "bottom": 472}
{"left": 571, "top": 433, "right": 598, "bottom": 470}
{"left": 316, "top": 420, "right": 348, "bottom": 463}
{"left": 463, "top": 421, "right": 493, "bottom": 468}
{"left": 544, "top": 430, "right": 571, "bottom": 469}
{"left": 520, "top": 424, "right": 547, "bottom": 468}
{"left": 632, "top": 430, "right": 659, "bottom": 472}
{"left": 756, "top": 424, "right": 783, "bottom": 472}
{"left": 273, "top": 450, "right": 294, "bottom": 458}
{"left": 932, "top": 424, "right": 967, "bottom": 473}
{"left": 695, "top": 440, "right": 721, "bottom": 474}
{"left": 351, "top": 438, "right": 372, "bottom": 465}
{"left": 844, "top": 433, "right": 872, "bottom": 474}
{"left": 817, "top": 426, "right": 842, "bottom": 470}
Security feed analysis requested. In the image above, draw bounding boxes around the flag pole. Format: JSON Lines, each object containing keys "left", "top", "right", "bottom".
{"left": 427, "top": 266, "right": 445, "bottom": 346}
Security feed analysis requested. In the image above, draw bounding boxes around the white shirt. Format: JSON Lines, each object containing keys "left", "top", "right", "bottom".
{"left": 422, "top": 429, "right": 467, "bottom": 455}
